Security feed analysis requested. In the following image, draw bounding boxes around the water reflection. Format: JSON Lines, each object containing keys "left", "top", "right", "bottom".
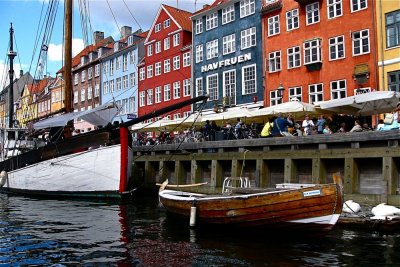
{"left": 1, "top": 195, "right": 400, "bottom": 266}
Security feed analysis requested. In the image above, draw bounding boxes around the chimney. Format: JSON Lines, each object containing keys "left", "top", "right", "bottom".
{"left": 93, "top": 31, "right": 104, "bottom": 44}
{"left": 121, "top": 26, "right": 132, "bottom": 39}
{"left": 203, "top": 4, "right": 210, "bottom": 8}
{"left": 20, "top": 70, "right": 23, "bottom": 78}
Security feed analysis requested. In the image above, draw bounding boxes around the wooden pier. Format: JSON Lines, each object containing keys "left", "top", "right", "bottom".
{"left": 131, "top": 131, "right": 400, "bottom": 206}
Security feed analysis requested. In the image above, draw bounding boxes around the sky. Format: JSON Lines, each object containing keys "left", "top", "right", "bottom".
{"left": 0, "top": 0, "right": 214, "bottom": 90}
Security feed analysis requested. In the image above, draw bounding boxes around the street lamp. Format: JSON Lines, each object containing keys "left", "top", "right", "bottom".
{"left": 277, "top": 83, "right": 285, "bottom": 99}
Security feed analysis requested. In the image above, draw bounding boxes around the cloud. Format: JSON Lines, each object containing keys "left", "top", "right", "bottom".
{"left": 48, "top": 38, "right": 84, "bottom": 62}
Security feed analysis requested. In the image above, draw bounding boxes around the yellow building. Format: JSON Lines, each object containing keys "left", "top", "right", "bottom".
{"left": 376, "top": 0, "right": 400, "bottom": 92}
{"left": 50, "top": 76, "right": 65, "bottom": 114}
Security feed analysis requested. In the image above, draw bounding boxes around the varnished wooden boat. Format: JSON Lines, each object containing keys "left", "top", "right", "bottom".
{"left": 159, "top": 174, "right": 343, "bottom": 232}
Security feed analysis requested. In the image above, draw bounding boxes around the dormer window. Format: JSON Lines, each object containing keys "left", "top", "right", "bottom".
{"left": 98, "top": 48, "right": 103, "bottom": 57}
{"left": 128, "top": 36, "right": 133, "bottom": 46}
{"left": 89, "top": 53, "right": 93, "bottom": 62}
{"left": 114, "top": 42, "right": 119, "bottom": 52}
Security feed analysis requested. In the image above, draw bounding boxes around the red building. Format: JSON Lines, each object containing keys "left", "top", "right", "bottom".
{"left": 138, "top": 5, "right": 193, "bottom": 121}
{"left": 262, "top": 0, "right": 377, "bottom": 106}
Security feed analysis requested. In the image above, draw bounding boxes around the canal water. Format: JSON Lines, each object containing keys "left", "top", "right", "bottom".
{"left": 1, "top": 194, "right": 400, "bottom": 266}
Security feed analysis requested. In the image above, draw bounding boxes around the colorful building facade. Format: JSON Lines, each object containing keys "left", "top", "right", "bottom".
{"left": 49, "top": 76, "right": 65, "bottom": 114}
{"left": 262, "top": 0, "right": 377, "bottom": 106}
{"left": 138, "top": 5, "right": 193, "bottom": 120}
{"left": 191, "top": 0, "right": 263, "bottom": 111}
{"left": 376, "top": 0, "right": 400, "bottom": 92}
{"left": 100, "top": 27, "right": 144, "bottom": 124}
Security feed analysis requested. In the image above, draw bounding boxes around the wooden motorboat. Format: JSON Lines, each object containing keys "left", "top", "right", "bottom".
{"left": 159, "top": 174, "right": 343, "bottom": 232}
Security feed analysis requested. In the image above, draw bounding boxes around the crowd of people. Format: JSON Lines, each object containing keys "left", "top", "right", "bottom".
{"left": 135, "top": 106, "right": 400, "bottom": 145}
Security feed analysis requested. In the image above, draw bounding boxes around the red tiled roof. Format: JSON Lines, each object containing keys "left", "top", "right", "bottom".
{"left": 163, "top": 4, "right": 193, "bottom": 32}
{"left": 27, "top": 77, "right": 53, "bottom": 94}
{"left": 193, "top": 0, "right": 230, "bottom": 16}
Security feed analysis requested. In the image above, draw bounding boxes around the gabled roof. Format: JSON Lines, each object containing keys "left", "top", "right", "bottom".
{"left": 144, "top": 4, "right": 192, "bottom": 44}
{"left": 192, "top": 0, "right": 231, "bottom": 17}
{"left": 27, "top": 77, "right": 53, "bottom": 95}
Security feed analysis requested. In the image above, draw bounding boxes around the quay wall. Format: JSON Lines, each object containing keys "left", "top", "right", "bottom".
{"left": 131, "top": 131, "right": 400, "bottom": 206}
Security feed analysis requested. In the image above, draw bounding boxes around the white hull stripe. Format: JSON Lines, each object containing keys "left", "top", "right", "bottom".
{"left": 287, "top": 214, "right": 340, "bottom": 225}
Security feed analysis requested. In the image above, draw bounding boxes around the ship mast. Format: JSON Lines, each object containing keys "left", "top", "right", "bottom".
{"left": 7, "top": 23, "right": 17, "bottom": 129}
{"left": 64, "top": 0, "right": 72, "bottom": 113}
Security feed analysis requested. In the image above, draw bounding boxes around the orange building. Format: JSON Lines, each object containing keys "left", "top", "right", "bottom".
{"left": 261, "top": 0, "right": 378, "bottom": 106}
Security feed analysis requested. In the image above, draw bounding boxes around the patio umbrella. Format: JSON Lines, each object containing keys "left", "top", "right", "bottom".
{"left": 251, "top": 101, "right": 317, "bottom": 118}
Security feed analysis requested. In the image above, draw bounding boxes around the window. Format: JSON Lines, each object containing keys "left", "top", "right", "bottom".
{"left": 196, "top": 78, "right": 203, "bottom": 97}
{"left": 328, "top": 0, "right": 342, "bottom": 19}
{"left": 195, "top": 19, "right": 203, "bottom": 34}
{"left": 196, "top": 44, "right": 203, "bottom": 63}
{"left": 270, "top": 91, "right": 282, "bottom": 106}
{"left": 155, "top": 41, "right": 161, "bottom": 54}
{"left": 164, "top": 19, "right": 170, "bottom": 28}
{"left": 147, "top": 89, "right": 153, "bottom": 105}
{"left": 155, "top": 86, "right": 162, "bottom": 103}
{"left": 240, "top": 0, "right": 255, "bottom": 18}
{"left": 109, "top": 80, "right": 114, "bottom": 93}
{"left": 241, "top": 27, "right": 256, "bottom": 49}
{"left": 268, "top": 51, "right": 281, "bottom": 73}
{"left": 74, "top": 91, "right": 78, "bottom": 103}
{"left": 110, "top": 59, "right": 114, "bottom": 76}
{"left": 207, "top": 74, "right": 218, "bottom": 101}
{"left": 306, "top": 2, "right": 320, "bottom": 25}
{"left": 206, "top": 13, "right": 218, "bottom": 31}
{"left": 147, "top": 65, "right": 153, "bottom": 78}
{"left": 74, "top": 74, "right": 78, "bottom": 85}
{"left": 173, "top": 33, "right": 180, "bottom": 47}
{"left": 174, "top": 113, "right": 182, "bottom": 120}
{"left": 122, "top": 99, "right": 129, "bottom": 114}
{"left": 183, "top": 79, "right": 191, "bottom": 97}
{"left": 95, "top": 64, "right": 100, "bottom": 77}
{"left": 164, "top": 59, "right": 171, "bottom": 73}
{"left": 88, "top": 67, "right": 93, "bottom": 80}
{"left": 222, "top": 5, "right": 235, "bottom": 24}
{"left": 123, "top": 54, "right": 128, "bottom": 71}
{"left": 173, "top": 56, "right": 180, "bottom": 70}
{"left": 129, "top": 97, "right": 135, "bottom": 113}
{"left": 286, "top": 9, "right": 299, "bottom": 31}
{"left": 223, "top": 34, "right": 236, "bottom": 55}
{"left": 116, "top": 56, "right": 121, "bottom": 69}
{"left": 130, "top": 73, "right": 136, "bottom": 87}
{"left": 287, "top": 46, "right": 301, "bottom": 69}
{"left": 173, "top": 81, "right": 181, "bottom": 99}
{"left": 352, "top": 29, "right": 370, "bottom": 56}
{"left": 155, "top": 23, "right": 161, "bottom": 32}
{"left": 223, "top": 70, "right": 236, "bottom": 106}
{"left": 147, "top": 44, "right": 153, "bottom": 56}
{"left": 388, "top": 70, "right": 400, "bottom": 92}
{"left": 351, "top": 0, "right": 367, "bottom": 13}
{"left": 123, "top": 75, "right": 128, "bottom": 89}
{"left": 130, "top": 51, "right": 135, "bottom": 64}
{"left": 139, "top": 91, "right": 145, "bottom": 107}
{"left": 329, "top": 35, "right": 345, "bottom": 60}
{"left": 87, "top": 86, "right": 93, "bottom": 100}
{"left": 164, "top": 37, "right": 170, "bottom": 50}
{"left": 206, "top": 39, "right": 218, "bottom": 60}
{"left": 139, "top": 68, "right": 145, "bottom": 81}
{"left": 183, "top": 52, "right": 191, "bottom": 67}
{"left": 242, "top": 64, "right": 256, "bottom": 95}
{"left": 103, "top": 61, "right": 109, "bottom": 75}
{"left": 103, "top": 82, "right": 109, "bottom": 94}
{"left": 304, "top": 39, "right": 322, "bottom": 65}
{"left": 386, "top": 10, "right": 400, "bottom": 48}
{"left": 81, "top": 88, "right": 86, "bottom": 102}
{"left": 268, "top": 15, "right": 280, "bottom": 36}
{"left": 164, "top": 84, "right": 171, "bottom": 101}
{"left": 309, "top": 83, "right": 323, "bottom": 103}
{"left": 155, "top": 62, "right": 161, "bottom": 76}
{"left": 330, "top": 79, "right": 346, "bottom": 99}
{"left": 289, "top": 86, "right": 302, "bottom": 102}
{"left": 116, "top": 77, "right": 122, "bottom": 91}
{"left": 95, "top": 84, "right": 100, "bottom": 97}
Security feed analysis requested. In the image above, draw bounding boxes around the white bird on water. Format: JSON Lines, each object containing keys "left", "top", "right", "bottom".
{"left": 371, "top": 203, "right": 400, "bottom": 220}
{"left": 342, "top": 200, "right": 361, "bottom": 213}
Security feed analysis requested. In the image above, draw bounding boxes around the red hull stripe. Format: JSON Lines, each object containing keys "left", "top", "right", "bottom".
{"left": 119, "top": 127, "right": 129, "bottom": 193}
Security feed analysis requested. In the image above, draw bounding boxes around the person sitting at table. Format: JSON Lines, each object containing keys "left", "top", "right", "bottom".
{"left": 271, "top": 113, "right": 293, "bottom": 137}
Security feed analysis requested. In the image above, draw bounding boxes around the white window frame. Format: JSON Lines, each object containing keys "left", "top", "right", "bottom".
{"left": 123, "top": 75, "right": 128, "bottom": 89}
{"left": 241, "top": 27, "right": 256, "bottom": 49}
{"left": 139, "top": 68, "right": 145, "bottom": 81}
{"left": 327, "top": 0, "right": 343, "bottom": 19}
{"left": 164, "top": 84, "right": 171, "bottom": 101}
{"left": 206, "top": 39, "right": 218, "bottom": 60}
{"left": 147, "top": 89, "right": 153, "bottom": 105}
{"left": 155, "top": 23, "right": 161, "bottom": 32}
{"left": 289, "top": 86, "right": 302, "bottom": 102}
{"left": 147, "top": 44, "right": 153, "bottom": 56}
{"left": 222, "top": 5, "right": 235, "bottom": 25}
{"left": 268, "top": 15, "right": 280, "bottom": 36}
{"left": 130, "top": 73, "right": 136, "bottom": 87}
{"left": 270, "top": 90, "right": 282, "bottom": 106}
{"left": 173, "top": 55, "right": 180, "bottom": 70}
{"left": 116, "top": 77, "right": 122, "bottom": 91}
{"left": 207, "top": 74, "right": 219, "bottom": 101}
{"left": 223, "top": 69, "right": 236, "bottom": 106}
{"left": 242, "top": 64, "right": 256, "bottom": 95}
{"left": 155, "top": 41, "right": 161, "bottom": 54}
{"left": 116, "top": 56, "right": 121, "bottom": 70}
{"left": 306, "top": 2, "right": 320, "bottom": 26}
{"left": 329, "top": 35, "right": 345, "bottom": 61}
{"left": 95, "top": 84, "right": 100, "bottom": 97}
{"left": 81, "top": 70, "right": 86, "bottom": 83}
{"left": 87, "top": 86, "right": 93, "bottom": 100}
{"left": 304, "top": 39, "right": 322, "bottom": 65}
{"left": 139, "top": 91, "right": 145, "bottom": 107}
{"left": 164, "top": 59, "right": 171, "bottom": 73}
{"left": 196, "top": 44, "right": 203, "bottom": 63}
{"left": 164, "top": 37, "right": 170, "bottom": 50}
{"left": 351, "top": 0, "right": 367, "bottom": 13}
{"left": 206, "top": 13, "right": 218, "bottom": 31}
{"left": 223, "top": 34, "right": 236, "bottom": 55}
{"left": 286, "top": 9, "right": 299, "bottom": 31}
{"left": 173, "top": 81, "right": 181, "bottom": 99}
{"left": 352, "top": 29, "right": 370, "bottom": 56}
{"left": 155, "top": 86, "right": 162, "bottom": 103}
{"left": 309, "top": 83, "right": 324, "bottom": 104}
{"left": 183, "top": 52, "right": 191, "bottom": 67}
{"left": 80, "top": 88, "right": 86, "bottom": 102}
{"left": 240, "top": 0, "right": 255, "bottom": 18}
{"left": 147, "top": 65, "right": 153, "bottom": 78}
{"left": 330, "top": 79, "right": 347, "bottom": 99}
{"left": 164, "top": 19, "right": 170, "bottom": 29}
{"left": 268, "top": 51, "right": 281, "bottom": 73}
{"left": 196, "top": 78, "right": 203, "bottom": 97}
{"left": 88, "top": 67, "right": 93, "bottom": 80}
{"left": 155, "top": 62, "right": 161, "bottom": 76}
{"left": 287, "top": 46, "right": 301, "bottom": 69}
{"left": 173, "top": 33, "right": 180, "bottom": 47}
{"left": 195, "top": 19, "right": 203, "bottom": 34}
{"left": 95, "top": 64, "right": 100, "bottom": 77}
{"left": 183, "top": 79, "right": 191, "bottom": 97}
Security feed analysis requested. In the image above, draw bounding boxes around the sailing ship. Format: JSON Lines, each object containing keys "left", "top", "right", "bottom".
{"left": 0, "top": 0, "right": 207, "bottom": 199}
{"left": 159, "top": 174, "right": 343, "bottom": 233}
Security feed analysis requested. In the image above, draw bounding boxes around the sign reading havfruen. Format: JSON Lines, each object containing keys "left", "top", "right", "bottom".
{"left": 201, "top": 53, "right": 252, "bottom": 73}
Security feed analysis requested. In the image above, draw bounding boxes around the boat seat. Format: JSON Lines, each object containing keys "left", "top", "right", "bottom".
{"left": 222, "top": 177, "right": 251, "bottom": 194}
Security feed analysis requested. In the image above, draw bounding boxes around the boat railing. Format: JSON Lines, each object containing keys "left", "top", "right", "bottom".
{"left": 222, "top": 177, "right": 251, "bottom": 194}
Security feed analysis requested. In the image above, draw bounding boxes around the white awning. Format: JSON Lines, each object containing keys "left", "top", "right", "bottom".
{"left": 33, "top": 103, "right": 119, "bottom": 130}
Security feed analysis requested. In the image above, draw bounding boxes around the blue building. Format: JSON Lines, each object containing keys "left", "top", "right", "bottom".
{"left": 191, "top": 0, "right": 263, "bottom": 112}
{"left": 100, "top": 26, "right": 145, "bottom": 123}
